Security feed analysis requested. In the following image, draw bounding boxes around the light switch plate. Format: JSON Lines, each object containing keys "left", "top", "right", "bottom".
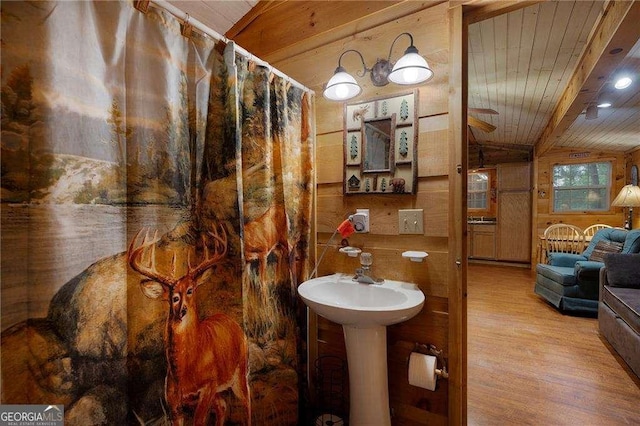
{"left": 398, "top": 209, "right": 424, "bottom": 235}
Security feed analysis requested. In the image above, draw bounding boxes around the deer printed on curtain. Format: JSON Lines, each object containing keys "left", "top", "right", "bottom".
{"left": 0, "top": 1, "right": 313, "bottom": 425}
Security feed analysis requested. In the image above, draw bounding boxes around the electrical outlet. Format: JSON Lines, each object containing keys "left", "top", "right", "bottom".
{"left": 398, "top": 209, "right": 424, "bottom": 235}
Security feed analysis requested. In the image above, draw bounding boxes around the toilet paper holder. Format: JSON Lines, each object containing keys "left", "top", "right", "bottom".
{"left": 412, "top": 343, "right": 449, "bottom": 379}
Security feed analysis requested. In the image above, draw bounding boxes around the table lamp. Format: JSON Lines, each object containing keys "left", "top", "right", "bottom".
{"left": 611, "top": 184, "right": 640, "bottom": 229}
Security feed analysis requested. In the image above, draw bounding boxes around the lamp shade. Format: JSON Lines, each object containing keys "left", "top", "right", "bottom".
{"left": 323, "top": 67, "right": 361, "bottom": 101}
{"left": 611, "top": 184, "right": 640, "bottom": 207}
{"left": 388, "top": 46, "right": 433, "bottom": 85}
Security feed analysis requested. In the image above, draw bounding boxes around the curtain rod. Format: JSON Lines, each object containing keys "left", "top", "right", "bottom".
{"left": 151, "top": 0, "right": 315, "bottom": 95}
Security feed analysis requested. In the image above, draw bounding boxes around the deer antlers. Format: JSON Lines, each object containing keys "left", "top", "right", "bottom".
{"left": 128, "top": 224, "right": 228, "bottom": 287}
{"left": 187, "top": 224, "right": 228, "bottom": 280}
{"left": 128, "top": 229, "right": 176, "bottom": 287}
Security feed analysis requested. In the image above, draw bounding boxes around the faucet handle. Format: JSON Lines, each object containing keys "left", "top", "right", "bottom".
{"left": 360, "top": 252, "right": 373, "bottom": 267}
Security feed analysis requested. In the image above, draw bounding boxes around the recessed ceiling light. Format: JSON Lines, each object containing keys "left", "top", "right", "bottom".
{"left": 614, "top": 76, "right": 632, "bottom": 90}
{"left": 597, "top": 101, "right": 612, "bottom": 108}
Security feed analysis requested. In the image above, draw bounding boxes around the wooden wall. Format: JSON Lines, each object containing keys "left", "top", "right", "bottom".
{"left": 532, "top": 147, "right": 627, "bottom": 262}
{"left": 227, "top": 0, "right": 639, "bottom": 423}
{"left": 312, "top": 6, "right": 453, "bottom": 425}
{"left": 233, "top": 2, "right": 457, "bottom": 424}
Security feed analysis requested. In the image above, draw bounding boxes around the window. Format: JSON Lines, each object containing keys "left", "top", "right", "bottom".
{"left": 552, "top": 162, "right": 611, "bottom": 212}
{"left": 468, "top": 172, "right": 489, "bottom": 210}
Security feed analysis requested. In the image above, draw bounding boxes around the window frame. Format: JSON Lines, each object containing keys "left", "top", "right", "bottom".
{"left": 467, "top": 170, "right": 491, "bottom": 213}
{"left": 550, "top": 159, "right": 615, "bottom": 214}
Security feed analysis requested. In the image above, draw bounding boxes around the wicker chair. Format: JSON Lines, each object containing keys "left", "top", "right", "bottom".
{"left": 543, "top": 224, "right": 584, "bottom": 259}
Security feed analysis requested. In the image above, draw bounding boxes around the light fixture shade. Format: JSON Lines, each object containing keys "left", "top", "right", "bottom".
{"left": 585, "top": 105, "right": 598, "bottom": 120}
{"left": 611, "top": 184, "right": 640, "bottom": 207}
{"left": 388, "top": 46, "right": 433, "bottom": 85}
{"left": 596, "top": 92, "right": 612, "bottom": 108}
{"left": 323, "top": 68, "right": 361, "bottom": 101}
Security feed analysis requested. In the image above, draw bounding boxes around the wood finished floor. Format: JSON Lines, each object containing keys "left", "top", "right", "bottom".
{"left": 467, "top": 264, "right": 640, "bottom": 425}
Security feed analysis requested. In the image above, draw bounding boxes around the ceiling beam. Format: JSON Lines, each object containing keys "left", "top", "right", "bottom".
{"left": 225, "top": 1, "right": 284, "bottom": 40}
{"left": 535, "top": 0, "right": 640, "bottom": 157}
{"left": 462, "top": 0, "right": 544, "bottom": 25}
{"left": 474, "top": 141, "right": 532, "bottom": 152}
{"left": 468, "top": 115, "right": 496, "bottom": 133}
{"left": 229, "top": 1, "right": 444, "bottom": 62}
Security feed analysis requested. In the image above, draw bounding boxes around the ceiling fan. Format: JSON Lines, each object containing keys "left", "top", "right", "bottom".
{"left": 468, "top": 107, "right": 498, "bottom": 133}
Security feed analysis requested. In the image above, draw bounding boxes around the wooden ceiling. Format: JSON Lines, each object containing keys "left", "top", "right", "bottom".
{"left": 557, "top": 37, "right": 640, "bottom": 151}
{"left": 468, "top": 2, "right": 602, "bottom": 147}
{"left": 468, "top": 1, "right": 640, "bottom": 154}
{"left": 167, "top": 0, "right": 258, "bottom": 36}
{"left": 166, "top": 0, "right": 639, "bottom": 154}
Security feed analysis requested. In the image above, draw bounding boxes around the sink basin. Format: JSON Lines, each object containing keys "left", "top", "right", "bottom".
{"left": 298, "top": 273, "right": 425, "bottom": 425}
{"left": 297, "top": 273, "right": 425, "bottom": 326}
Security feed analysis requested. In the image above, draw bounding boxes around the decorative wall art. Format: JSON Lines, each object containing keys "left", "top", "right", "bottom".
{"left": 343, "top": 91, "right": 418, "bottom": 194}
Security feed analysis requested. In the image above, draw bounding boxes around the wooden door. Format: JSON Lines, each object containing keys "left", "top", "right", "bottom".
{"left": 497, "top": 191, "right": 531, "bottom": 262}
{"left": 498, "top": 162, "right": 531, "bottom": 191}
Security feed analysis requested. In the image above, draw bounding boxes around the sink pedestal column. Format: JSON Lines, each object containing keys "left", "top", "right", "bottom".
{"left": 343, "top": 324, "right": 391, "bottom": 426}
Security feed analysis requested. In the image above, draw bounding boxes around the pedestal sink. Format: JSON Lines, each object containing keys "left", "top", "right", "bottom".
{"left": 298, "top": 273, "right": 425, "bottom": 426}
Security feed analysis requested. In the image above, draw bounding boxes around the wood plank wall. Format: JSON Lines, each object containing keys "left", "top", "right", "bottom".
{"left": 312, "top": 6, "right": 453, "bottom": 425}
{"left": 232, "top": 2, "right": 456, "bottom": 424}
{"left": 532, "top": 147, "right": 627, "bottom": 263}
{"left": 229, "top": 0, "right": 635, "bottom": 423}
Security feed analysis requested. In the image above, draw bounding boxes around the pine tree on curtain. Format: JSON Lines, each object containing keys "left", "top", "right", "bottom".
{"left": 1, "top": 2, "right": 313, "bottom": 425}
{"left": 233, "top": 54, "right": 314, "bottom": 425}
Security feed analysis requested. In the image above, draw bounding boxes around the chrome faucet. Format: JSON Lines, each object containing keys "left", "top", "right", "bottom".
{"left": 354, "top": 252, "right": 384, "bottom": 284}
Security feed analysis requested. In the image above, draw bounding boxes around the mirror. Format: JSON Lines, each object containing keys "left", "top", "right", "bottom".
{"left": 343, "top": 91, "right": 418, "bottom": 195}
{"left": 363, "top": 117, "right": 394, "bottom": 173}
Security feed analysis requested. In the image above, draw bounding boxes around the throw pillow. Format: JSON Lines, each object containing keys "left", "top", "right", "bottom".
{"left": 604, "top": 254, "right": 640, "bottom": 288}
{"left": 588, "top": 240, "right": 624, "bottom": 262}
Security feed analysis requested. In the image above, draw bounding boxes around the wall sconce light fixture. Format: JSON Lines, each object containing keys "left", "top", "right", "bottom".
{"left": 323, "top": 32, "right": 433, "bottom": 101}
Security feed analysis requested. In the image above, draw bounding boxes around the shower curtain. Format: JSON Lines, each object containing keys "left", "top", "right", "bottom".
{"left": 0, "top": 1, "right": 314, "bottom": 424}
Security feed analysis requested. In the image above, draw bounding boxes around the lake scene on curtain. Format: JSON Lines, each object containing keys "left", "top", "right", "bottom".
{"left": 1, "top": 1, "right": 313, "bottom": 424}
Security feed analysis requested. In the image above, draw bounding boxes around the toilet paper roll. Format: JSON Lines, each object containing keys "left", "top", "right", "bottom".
{"left": 408, "top": 352, "right": 437, "bottom": 391}
{"left": 315, "top": 413, "right": 344, "bottom": 426}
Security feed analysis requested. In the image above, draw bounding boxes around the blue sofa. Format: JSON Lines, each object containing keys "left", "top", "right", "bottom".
{"left": 534, "top": 228, "right": 640, "bottom": 315}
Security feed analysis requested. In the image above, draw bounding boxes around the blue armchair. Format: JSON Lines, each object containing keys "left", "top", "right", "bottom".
{"left": 534, "top": 228, "right": 640, "bottom": 315}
